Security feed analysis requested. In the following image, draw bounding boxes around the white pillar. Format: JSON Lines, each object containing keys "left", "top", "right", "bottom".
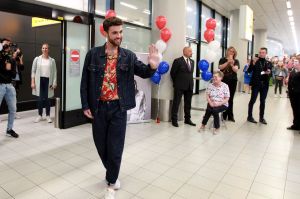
{"left": 254, "top": 29, "right": 267, "bottom": 54}
{"left": 228, "top": 9, "right": 248, "bottom": 90}
{"left": 151, "top": 0, "right": 186, "bottom": 121}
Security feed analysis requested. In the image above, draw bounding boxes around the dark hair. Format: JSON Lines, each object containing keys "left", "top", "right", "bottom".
{"left": 1, "top": 38, "right": 10, "bottom": 43}
{"left": 103, "top": 17, "right": 123, "bottom": 32}
{"left": 260, "top": 47, "right": 268, "bottom": 53}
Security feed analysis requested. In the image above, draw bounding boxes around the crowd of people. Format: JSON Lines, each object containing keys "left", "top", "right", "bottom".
{"left": 0, "top": 38, "right": 57, "bottom": 138}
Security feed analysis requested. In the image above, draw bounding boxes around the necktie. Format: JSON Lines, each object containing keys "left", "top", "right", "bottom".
{"left": 186, "top": 58, "right": 191, "bottom": 71}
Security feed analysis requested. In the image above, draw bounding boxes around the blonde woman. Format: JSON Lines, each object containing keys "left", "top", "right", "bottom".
{"left": 274, "top": 60, "right": 288, "bottom": 97}
{"left": 218, "top": 46, "right": 240, "bottom": 122}
{"left": 31, "top": 43, "right": 57, "bottom": 123}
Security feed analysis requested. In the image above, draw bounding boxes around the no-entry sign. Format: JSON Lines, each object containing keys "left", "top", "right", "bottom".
{"left": 70, "top": 49, "right": 80, "bottom": 63}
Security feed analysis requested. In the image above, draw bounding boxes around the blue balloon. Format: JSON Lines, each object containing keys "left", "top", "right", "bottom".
{"left": 201, "top": 71, "right": 212, "bottom": 81}
{"left": 198, "top": 59, "right": 209, "bottom": 71}
{"left": 151, "top": 72, "right": 161, "bottom": 84}
{"left": 157, "top": 61, "right": 169, "bottom": 75}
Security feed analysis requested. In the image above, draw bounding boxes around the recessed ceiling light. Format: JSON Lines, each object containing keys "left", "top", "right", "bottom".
{"left": 290, "top": 21, "right": 295, "bottom": 26}
{"left": 287, "top": 9, "right": 293, "bottom": 16}
{"left": 143, "top": 9, "right": 151, "bottom": 15}
{"left": 286, "top": 1, "right": 291, "bottom": 9}
{"left": 120, "top": 2, "right": 138, "bottom": 10}
{"left": 289, "top": 16, "right": 294, "bottom": 22}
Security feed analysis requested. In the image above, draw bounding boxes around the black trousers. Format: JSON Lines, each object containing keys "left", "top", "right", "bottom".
{"left": 92, "top": 100, "right": 127, "bottom": 184}
{"left": 274, "top": 78, "right": 283, "bottom": 94}
{"left": 171, "top": 89, "right": 193, "bottom": 122}
{"left": 202, "top": 104, "right": 227, "bottom": 129}
{"left": 289, "top": 92, "right": 300, "bottom": 128}
{"left": 248, "top": 81, "right": 269, "bottom": 120}
{"left": 222, "top": 79, "right": 237, "bottom": 120}
{"left": 38, "top": 77, "right": 50, "bottom": 116}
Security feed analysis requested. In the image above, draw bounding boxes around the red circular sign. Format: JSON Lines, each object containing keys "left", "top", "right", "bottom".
{"left": 70, "top": 50, "right": 80, "bottom": 62}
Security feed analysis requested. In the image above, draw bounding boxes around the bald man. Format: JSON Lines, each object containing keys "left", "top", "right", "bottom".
{"left": 170, "top": 47, "right": 196, "bottom": 127}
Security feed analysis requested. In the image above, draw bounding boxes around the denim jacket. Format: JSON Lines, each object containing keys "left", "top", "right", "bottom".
{"left": 80, "top": 44, "right": 156, "bottom": 114}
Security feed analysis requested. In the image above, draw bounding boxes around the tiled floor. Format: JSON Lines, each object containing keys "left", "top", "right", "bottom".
{"left": 1, "top": 90, "right": 300, "bottom": 199}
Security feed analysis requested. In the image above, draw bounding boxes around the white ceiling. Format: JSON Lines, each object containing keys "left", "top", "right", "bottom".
{"left": 202, "top": 0, "right": 300, "bottom": 54}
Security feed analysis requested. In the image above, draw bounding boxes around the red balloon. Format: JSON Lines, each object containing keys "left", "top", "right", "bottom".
{"left": 155, "top": 16, "right": 167, "bottom": 30}
{"left": 99, "top": 24, "right": 106, "bottom": 37}
{"left": 204, "top": 29, "right": 215, "bottom": 43}
{"left": 105, "top": 9, "right": 116, "bottom": 19}
{"left": 206, "top": 18, "right": 217, "bottom": 30}
{"left": 160, "top": 28, "right": 172, "bottom": 42}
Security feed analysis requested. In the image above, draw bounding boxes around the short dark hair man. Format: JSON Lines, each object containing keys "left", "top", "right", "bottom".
{"left": 0, "top": 38, "right": 18, "bottom": 138}
{"left": 80, "top": 17, "right": 159, "bottom": 199}
{"left": 247, "top": 47, "right": 273, "bottom": 124}
{"left": 170, "top": 47, "right": 196, "bottom": 127}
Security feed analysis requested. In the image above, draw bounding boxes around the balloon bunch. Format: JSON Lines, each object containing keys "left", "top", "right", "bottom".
{"left": 199, "top": 18, "right": 220, "bottom": 82}
{"left": 150, "top": 16, "right": 172, "bottom": 85}
{"left": 99, "top": 10, "right": 117, "bottom": 37}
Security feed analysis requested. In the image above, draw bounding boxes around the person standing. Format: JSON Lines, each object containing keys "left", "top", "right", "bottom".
{"left": 247, "top": 47, "right": 273, "bottom": 124}
{"left": 170, "top": 47, "right": 196, "bottom": 127}
{"left": 218, "top": 46, "right": 240, "bottom": 122}
{"left": 31, "top": 43, "right": 57, "bottom": 123}
{"left": 287, "top": 57, "right": 300, "bottom": 130}
{"left": 274, "top": 60, "right": 288, "bottom": 97}
{"left": 80, "top": 17, "right": 159, "bottom": 199}
{"left": 0, "top": 38, "right": 19, "bottom": 138}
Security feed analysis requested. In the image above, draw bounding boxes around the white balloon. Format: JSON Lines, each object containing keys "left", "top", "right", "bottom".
{"left": 0, "top": 44, "right": 2, "bottom": 51}
{"left": 204, "top": 49, "right": 217, "bottom": 63}
{"left": 158, "top": 53, "right": 163, "bottom": 62}
{"left": 208, "top": 40, "right": 220, "bottom": 51}
{"left": 155, "top": 40, "right": 167, "bottom": 53}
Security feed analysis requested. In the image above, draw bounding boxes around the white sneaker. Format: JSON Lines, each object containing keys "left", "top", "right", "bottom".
{"left": 109, "top": 179, "right": 121, "bottom": 190}
{"left": 104, "top": 188, "right": 115, "bottom": 199}
{"left": 34, "top": 116, "right": 42, "bottom": 123}
{"left": 46, "top": 116, "right": 52, "bottom": 123}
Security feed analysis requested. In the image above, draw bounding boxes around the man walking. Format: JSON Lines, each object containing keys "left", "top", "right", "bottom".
{"left": 247, "top": 47, "right": 273, "bottom": 124}
{"left": 170, "top": 47, "right": 196, "bottom": 127}
{"left": 80, "top": 17, "right": 159, "bottom": 199}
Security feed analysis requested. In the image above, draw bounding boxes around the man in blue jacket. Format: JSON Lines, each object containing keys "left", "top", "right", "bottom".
{"left": 80, "top": 17, "right": 159, "bottom": 199}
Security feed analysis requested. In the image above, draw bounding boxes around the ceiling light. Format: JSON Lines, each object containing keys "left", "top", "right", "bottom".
{"left": 143, "top": 9, "right": 151, "bottom": 15}
{"left": 95, "top": 10, "right": 105, "bottom": 16}
{"left": 120, "top": 2, "right": 138, "bottom": 10}
{"left": 132, "top": 21, "right": 145, "bottom": 26}
{"left": 289, "top": 16, "right": 294, "bottom": 22}
{"left": 286, "top": 1, "right": 291, "bottom": 9}
{"left": 117, "top": 15, "right": 128, "bottom": 21}
{"left": 290, "top": 21, "right": 295, "bottom": 26}
{"left": 287, "top": 9, "right": 293, "bottom": 16}
{"left": 186, "top": 7, "right": 192, "bottom": 12}
{"left": 187, "top": 25, "right": 192, "bottom": 29}
{"left": 125, "top": 26, "right": 136, "bottom": 30}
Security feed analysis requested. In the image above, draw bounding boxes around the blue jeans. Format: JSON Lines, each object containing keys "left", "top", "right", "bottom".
{"left": 38, "top": 77, "right": 50, "bottom": 116}
{"left": 0, "top": 84, "right": 16, "bottom": 130}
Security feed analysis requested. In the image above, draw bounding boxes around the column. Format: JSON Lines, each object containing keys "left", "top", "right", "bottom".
{"left": 151, "top": 0, "right": 186, "bottom": 121}
{"left": 254, "top": 29, "right": 267, "bottom": 54}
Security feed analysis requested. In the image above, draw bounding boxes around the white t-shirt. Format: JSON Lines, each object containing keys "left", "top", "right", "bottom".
{"left": 206, "top": 82, "right": 230, "bottom": 107}
{"left": 40, "top": 58, "right": 51, "bottom": 78}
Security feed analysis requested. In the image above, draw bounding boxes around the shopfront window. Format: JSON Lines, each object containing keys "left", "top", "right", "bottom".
{"left": 95, "top": 0, "right": 107, "bottom": 16}
{"left": 94, "top": 18, "right": 107, "bottom": 47}
{"left": 186, "top": 0, "right": 199, "bottom": 40}
{"left": 122, "top": 25, "right": 151, "bottom": 52}
{"left": 114, "top": 0, "right": 151, "bottom": 27}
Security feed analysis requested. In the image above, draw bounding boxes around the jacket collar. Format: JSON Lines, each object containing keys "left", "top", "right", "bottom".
{"left": 99, "top": 43, "right": 127, "bottom": 58}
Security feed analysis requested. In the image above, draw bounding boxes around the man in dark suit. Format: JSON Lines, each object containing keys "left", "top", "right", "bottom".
{"left": 170, "top": 47, "right": 196, "bottom": 127}
{"left": 247, "top": 47, "right": 273, "bottom": 124}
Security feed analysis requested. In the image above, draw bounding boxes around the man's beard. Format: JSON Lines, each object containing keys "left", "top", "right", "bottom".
{"left": 108, "top": 37, "right": 122, "bottom": 47}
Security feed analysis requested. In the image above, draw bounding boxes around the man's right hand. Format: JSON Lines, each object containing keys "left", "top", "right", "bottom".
{"left": 31, "top": 83, "right": 36, "bottom": 90}
{"left": 5, "top": 62, "right": 11, "bottom": 70}
{"left": 83, "top": 109, "right": 93, "bottom": 119}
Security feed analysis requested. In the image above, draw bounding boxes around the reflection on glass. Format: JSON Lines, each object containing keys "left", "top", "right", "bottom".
{"left": 95, "top": 0, "right": 106, "bottom": 15}
{"left": 186, "top": 0, "right": 199, "bottom": 40}
{"left": 215, "top": 13, "right": 223, "bottom": 43}
{"left": 115, "top": 0, "right": 151, "bottom": 27}
{"left": 201, "top": 5, "right": 213, "bottom": 42}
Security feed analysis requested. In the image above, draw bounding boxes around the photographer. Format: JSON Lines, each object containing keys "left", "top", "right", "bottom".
{"left": 0, "top": 38, "right": 19, "bottom": 138}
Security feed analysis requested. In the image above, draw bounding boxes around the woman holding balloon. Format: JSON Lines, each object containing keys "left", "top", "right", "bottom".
{"left": 218, "top": 46, "right": 240, "bottom": 122}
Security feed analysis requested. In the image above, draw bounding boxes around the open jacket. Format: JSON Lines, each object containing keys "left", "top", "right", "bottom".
{"left": 80, "top": 44, "right": 156, "bottom": 114}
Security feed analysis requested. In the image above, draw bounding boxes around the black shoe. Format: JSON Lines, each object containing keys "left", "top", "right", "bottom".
{"left": 222, "top": 114, "right": 227, "bottom": 120}
{"left": 6, "top": 129, "right": 19, "bottom": 138}
{"left": 184, "top": 120, "right": 196, "bottom": 126}
{"left": 228, "top": 118, "right": 235, "bottom": 122}
{"left": 287, "top": 126, "right": 300, "bottom": 130}
{"left": 172, "top": 121, "right": 179, "bottom": 127}
{"left": 260, "top": 118, "right": 267, "bottom": 125}
{"left": 247, "top": 117, "right": 257, "bottom": 123}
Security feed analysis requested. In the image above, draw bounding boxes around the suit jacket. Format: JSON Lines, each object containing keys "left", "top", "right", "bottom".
{"left": 170, "top": 56, "right": 194, "bottom": 90}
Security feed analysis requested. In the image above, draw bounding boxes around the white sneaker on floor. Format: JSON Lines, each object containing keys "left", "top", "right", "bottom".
{"left": 46, "top": 116, "right": 52, "bottom": 123}
{"left": 104, "top": 188, "right": 115, "bottom": 199}
{"left": 109, "top": 179, "right": 121, "bottom": 190}
{"left": 34, "top": 116, "right": 42, "bottom": 123}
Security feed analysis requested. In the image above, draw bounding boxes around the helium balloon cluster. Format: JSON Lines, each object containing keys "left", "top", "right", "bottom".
{"left": 198, "top": 18, "right": 221, "bottom": 81}
{"left": 151, "top": 16, "right": 172, "bottom": 85}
